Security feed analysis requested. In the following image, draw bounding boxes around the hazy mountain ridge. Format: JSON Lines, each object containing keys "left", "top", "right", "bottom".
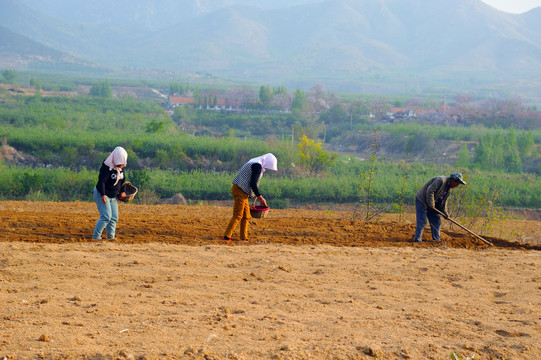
{"left": 15, "top": 0, "right": 324, "bottom": 32}
{"left": 1, "top": 0, "right": 541, "bottom": 93}
{"left": 0, "top": 26, "right": 63, "bottom": 57}
{"left": 0, "top": 26, "right": 83, "bottom": 68}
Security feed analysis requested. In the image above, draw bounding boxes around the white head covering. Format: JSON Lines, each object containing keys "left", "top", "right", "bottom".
{"left": 103, "top": 146, "right": 128, "bottom": 185}
{"left": 249, "top": 153, "right": 277, "bottom": 173}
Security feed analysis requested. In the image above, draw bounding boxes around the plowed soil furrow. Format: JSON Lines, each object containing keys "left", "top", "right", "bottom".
{"left": 0, "top": 201, "right": 538, "bottom": 250}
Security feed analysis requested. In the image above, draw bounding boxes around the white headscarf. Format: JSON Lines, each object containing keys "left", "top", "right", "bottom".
{"left": 103, "top": 146, "right": 128, "bottom": 185}
{"left": 249, "top": 153, "right": 277, "bottom": 173}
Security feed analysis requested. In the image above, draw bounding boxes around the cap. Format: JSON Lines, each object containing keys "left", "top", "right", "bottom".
{"left": 450, "top": 172, "right": 466, "bottom": 185}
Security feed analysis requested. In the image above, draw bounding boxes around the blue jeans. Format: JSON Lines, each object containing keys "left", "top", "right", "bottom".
{"left": 92, "top": 187, "right": 119, "bottom": 240}
{"left": 414, "top": 198, "right": 441, "bottom": 242}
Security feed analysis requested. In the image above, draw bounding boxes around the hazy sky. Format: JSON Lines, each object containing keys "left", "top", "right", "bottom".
{"left": 481, "top": 0, "right": 541, "bottom": 13}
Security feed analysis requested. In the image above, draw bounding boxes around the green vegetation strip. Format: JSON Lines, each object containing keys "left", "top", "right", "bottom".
{"left": 0, "top": 165, "right": 539, "bottom": 209}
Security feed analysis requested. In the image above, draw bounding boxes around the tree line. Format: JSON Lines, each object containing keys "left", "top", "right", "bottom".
{"left": 1, "top": 76, "right": 540, "bottom": 210}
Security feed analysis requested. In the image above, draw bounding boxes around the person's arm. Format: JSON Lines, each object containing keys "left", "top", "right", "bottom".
{"left": 425, "top": 178, "right": 442, "bottom": 209}
{"left": 250, "top": 163, "right": 267, "bottom": 207}
{"left": 443, "top": 185, "right": 450, "bottom": 219}
{"left": 118, "top": 170, "right": 127, "bottom": 200}
{"left": 96, "top": 164, "right": 109, "bottom": 204}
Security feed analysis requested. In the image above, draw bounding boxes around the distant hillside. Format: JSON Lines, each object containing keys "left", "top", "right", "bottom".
{"left": 0, "top": 0, "right": 83, "bottom": 55}
{"left": 15, "top": 0, "right": 323, "bottom": 32}
{"left": 119, "top": 0, "right": 541, "bottom": 83}
{"left": 2, "top": 0, "right": 541, "bottom": 96}
{"left": 0, "top": 26, "right": 62, "bottom": 57}
{"left": 0, "top": 26, "right": 82, "bottom": 68}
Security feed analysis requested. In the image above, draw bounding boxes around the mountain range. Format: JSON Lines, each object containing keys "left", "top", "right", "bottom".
{"left": 1, "top": 0, "right": 541, "bottom": 95}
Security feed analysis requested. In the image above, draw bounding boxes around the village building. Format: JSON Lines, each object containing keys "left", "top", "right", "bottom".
{"left": 386, "top": 107, "right": 416, "bottom": 120}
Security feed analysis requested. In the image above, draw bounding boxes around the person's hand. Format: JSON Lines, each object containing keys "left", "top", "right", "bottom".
{"left": 119, "top": 192, "right": 127, "bottom": 200}
{"left": 443, "top": 213, "right": 449, "bottom": 220}
{"left": 258, "top": 195, "right": 267, "bottom": 207}
{"left": 101, "top": 195, "right": 107, "bottom": 204}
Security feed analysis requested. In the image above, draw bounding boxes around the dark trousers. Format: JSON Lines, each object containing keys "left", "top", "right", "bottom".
{"left": 414, "top": 198, "right": 441, "bottom": 242}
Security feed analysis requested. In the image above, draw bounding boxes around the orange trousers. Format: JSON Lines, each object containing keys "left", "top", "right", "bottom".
{"left": 224, "top": 184, "right": 251, "bottom": 239}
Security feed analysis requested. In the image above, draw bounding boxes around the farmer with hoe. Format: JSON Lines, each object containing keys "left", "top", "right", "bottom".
{"left": 223, "top": 153, "right": 278, "bottom": 242}
{"left": 413, "top": 172, "right": 467, "bottom": 243}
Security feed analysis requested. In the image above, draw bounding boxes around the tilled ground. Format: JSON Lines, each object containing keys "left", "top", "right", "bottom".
{"left": 1, "top": 201, "right": 540, "bottom": 360}
{"left": 0, "top": 201, "right": 539, "bottom": 250}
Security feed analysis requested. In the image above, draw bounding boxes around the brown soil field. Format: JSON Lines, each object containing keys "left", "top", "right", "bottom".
{"left": 1, "top": 201, "right": 540, "bottom": 360}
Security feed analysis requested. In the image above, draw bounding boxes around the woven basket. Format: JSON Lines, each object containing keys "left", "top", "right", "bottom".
{"left": 250, "top": 199, "right": 270, "bottom": 219}
{"left": 118, "top": 181, "right": 138, "bottom": 202}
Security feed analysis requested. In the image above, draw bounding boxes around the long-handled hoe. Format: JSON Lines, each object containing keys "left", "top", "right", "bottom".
{"left": 433, "top": 208, "right": 494, "bottom": 247}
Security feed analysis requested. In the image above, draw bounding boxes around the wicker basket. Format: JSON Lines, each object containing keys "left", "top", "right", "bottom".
{"left": 250, "top": 199, "right": 270, "bottom": 219}
{"left": 118, "top": 181, "right": 138, "bottom": 202}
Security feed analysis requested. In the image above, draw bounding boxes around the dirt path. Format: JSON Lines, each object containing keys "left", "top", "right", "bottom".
{"left": 1, "top": 201, "right": 540, "bottom": 359}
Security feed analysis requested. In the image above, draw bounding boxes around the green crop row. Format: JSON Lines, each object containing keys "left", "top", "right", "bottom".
{"left": 1, "top": 164, "right": 539, "bottom": 209}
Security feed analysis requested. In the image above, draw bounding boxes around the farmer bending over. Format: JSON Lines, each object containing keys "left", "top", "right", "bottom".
{"left": 413, "top": 172, "right": 467, "bottom": 243}
{"left": 223, "top": 153, "right": 277, "bottom": 242}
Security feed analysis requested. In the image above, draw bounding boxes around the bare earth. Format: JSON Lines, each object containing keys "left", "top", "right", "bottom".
{"left": 1, "top": 201, "right": 540, "bottom": 360}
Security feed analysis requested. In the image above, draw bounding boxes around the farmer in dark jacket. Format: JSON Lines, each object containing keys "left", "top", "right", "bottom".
{"left": 413, "top": 172, "right": 466, "bottom": 243}
{"left": 92, "top": 146, "right": 128, "bottom": 240}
